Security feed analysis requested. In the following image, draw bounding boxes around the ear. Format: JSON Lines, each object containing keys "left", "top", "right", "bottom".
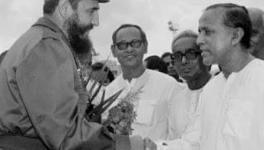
{"left": 143, "top": 41, "right": 148, "bottom": 54}
{"left": 111, "top": 45, "right": 117, "bottom": 58}
{"left": 58, "top": 0, "right": 74, "bottom": 19}
{"left": 231, "top": 27, "right": 244, "bottom": 46}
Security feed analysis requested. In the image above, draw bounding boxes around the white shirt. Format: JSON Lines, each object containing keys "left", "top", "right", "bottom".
{"left": 104, "top": 69, "right": 184, "bottom": 140}
{"left": 157, "top": 85, "right": 203, "bottom": 150}
{"left": 199, "top": 59, "right": 264, "bottom": 150}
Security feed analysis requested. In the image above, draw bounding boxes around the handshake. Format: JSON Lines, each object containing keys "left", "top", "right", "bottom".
{"left": 128, "top": 136, "right": 157, "bottom": 150}
{"left": 116, "top": 135, "right": 157, "bottom": 150}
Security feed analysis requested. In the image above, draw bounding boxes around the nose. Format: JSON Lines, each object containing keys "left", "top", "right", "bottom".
{"left": 181, "top": 56, "right": 187, "bottom": 64}
{"left": 196, "top": 33, "right": 204, "bottom": 47}
{"left": 92, "top": 11, "right": 99, "bottom": 27}
{"left": 168, "top": 61, "right": 174, "bottom": 67}
{"left": 126, "top": 44, "right": 134, "bottom": 52}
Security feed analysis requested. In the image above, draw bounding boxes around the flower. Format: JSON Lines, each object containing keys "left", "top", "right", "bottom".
{"left": 103, "top": 87, "right": 143, "bottom": 135}
{"left": 75, "top": 52, "right": 122, "bottom": 123}
{"left": 84, "top": 74, "right": 123, "bottom": 123}
{"left": 85, "top": 82, "right": 122, "bottom": 123}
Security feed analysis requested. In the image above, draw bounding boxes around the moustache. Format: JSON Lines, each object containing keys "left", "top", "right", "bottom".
{"left": 78, "top": 24, "right": 94, "bottom": 35}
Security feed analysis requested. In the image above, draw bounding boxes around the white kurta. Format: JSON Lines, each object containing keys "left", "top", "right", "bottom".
{"left": 156, "top": 85, "right": 203, "bottom": 150}
{"left": 104, "top": 69, "right": 184, "bottom": 140}
{"left": 199, "top": 59, "right": 264, "bottom": 150}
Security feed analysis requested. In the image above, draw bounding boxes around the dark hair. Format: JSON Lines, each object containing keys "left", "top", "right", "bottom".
{"left": 112, "top": 24, "right": 148, "bottom": 44}
{"left": 0, "top": 50, "right": 8, "bottom": 65}
{"left": 161, "top": 52, "right": 172, "bottom": 60}
{"left": 205, "top": 3, "right": 252, "bottom": 49}
{"left": 171, "top": 30, "right": 198, "bottom": 50}
{"left": 43, "top": 0, "right": 59, "bottom": 14}
{"left": 68, "top": 0, "right": 81, "bottom": 10}
{"left": 91, "top": 62, "right": 115, "bottom": 82}
{"left": 145, "top": 55, "right": 168, "bottom": 73}
{"left": 43, "top": 0, "right": 80, "bottom": 15}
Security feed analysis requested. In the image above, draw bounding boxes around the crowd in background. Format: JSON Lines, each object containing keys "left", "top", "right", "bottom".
{"left": 0, "top": 1, "right": 264, "bottom": 150}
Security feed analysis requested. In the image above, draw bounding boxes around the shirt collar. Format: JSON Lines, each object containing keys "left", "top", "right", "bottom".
{"left": 32, "top": 15, "right": 66, "bottom": 37}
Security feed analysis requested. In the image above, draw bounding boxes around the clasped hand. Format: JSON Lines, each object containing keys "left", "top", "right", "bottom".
{"left": 130, "top": 136, "right": 157, "bottom": 150}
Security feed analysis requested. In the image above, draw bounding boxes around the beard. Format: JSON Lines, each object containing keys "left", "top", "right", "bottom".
{"left": 66, "top": 14, "right": 94, "bottom": 54}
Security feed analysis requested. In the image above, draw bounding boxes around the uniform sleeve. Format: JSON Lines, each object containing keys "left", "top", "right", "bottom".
{"left": 16, "top": 38, "right": 129, "bottom": 150}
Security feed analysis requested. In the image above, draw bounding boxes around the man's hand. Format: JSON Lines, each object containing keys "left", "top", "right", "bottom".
{"left": 129, "top": 136, "right": 157, "bottom": 150}
{"left": 130, "top": 135, "right": 144, "bottom": 150}
{"left": 144, "top": 137, "right": 157, "bottom": 150}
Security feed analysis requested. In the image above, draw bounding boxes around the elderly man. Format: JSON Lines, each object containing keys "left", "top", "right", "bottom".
{"left": 156, "top": 30, "right": 211, "bottom": 150}
{"left": 248, "top": 7, "right": 264, "bottom": 59}
{"left": 104, "top": 24, "right": 183, "bottom": 144}
{"left": 0, "top": 0, "right": 141, "bottom": 149}
{"left": 197, "top": 3, "right": 264, "bottom": 150}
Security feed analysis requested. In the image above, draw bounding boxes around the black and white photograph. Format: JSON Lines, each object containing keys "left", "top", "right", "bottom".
{"left": 0, "top": 0, "right": 264, "bottom": 149}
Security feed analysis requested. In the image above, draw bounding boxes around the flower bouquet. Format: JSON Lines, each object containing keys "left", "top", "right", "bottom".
{"left": 84, "top": 77, "right": 123, "bottom": 123}
{"left": 102, "top": 87, "right": 142, "bottom": 135}
{"left": 75, "top": 53, "right": 123, "bottom": 123}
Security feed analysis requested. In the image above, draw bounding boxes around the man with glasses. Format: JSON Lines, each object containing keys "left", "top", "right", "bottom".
{"left": 104, "top": 24, "right": 184, "bottom": 147}
{"left": 156, "top": 30, "right": 211, "bottom": 150}
{"left": 171, "top": 30, "right": 211, "bottom": 88}
{"left": 197, "top": 3, "right": 264, "bottom": 150}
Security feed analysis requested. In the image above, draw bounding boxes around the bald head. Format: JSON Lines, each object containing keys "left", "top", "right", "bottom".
{"left": 248, "top": 7, "right": 264, "bottom": 59}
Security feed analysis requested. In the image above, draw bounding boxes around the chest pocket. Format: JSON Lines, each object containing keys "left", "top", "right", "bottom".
{"left": 135, "top": 99, "right": 157, "bottom": 125}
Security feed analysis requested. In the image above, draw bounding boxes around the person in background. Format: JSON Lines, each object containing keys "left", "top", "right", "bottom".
{"left": 91, "top": 62, "right": 115, "bottom": 86}
{"left": 157, "top": 30, "right": 211, "bottom": 150}
{"left": 0, "top": 0, "right": 143, "bottom": 149}
{"left": 76, "top": 49, "right": 93, "bottom": 87}
{"left": 197, "top": 3, "right": 264, "bottom": 150}
{"left": 161, "top": 52, "right": 182, "bottom": 82}
{"left": 248, "top": 7, "right": 264, "bottom": 59}
{"left": 144, "top": 55, "right": 168, "bottom": 74}
{"left": 105, "top": 24, "right": 183, "bottom": 146}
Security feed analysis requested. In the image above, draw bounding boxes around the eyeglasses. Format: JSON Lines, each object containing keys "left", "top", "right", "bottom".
{"left": 114, "top": 39, "right": 143, "bottom": 50}
{"left": 172, "top": 49, "right": 201, "bottom": 63}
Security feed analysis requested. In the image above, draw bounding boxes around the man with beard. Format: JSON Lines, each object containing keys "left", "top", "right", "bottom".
{"left": 0, "top": 0, "right": 141, "bottom": 149}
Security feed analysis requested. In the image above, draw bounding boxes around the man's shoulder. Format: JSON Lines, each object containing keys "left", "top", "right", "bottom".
{"left": 35, "top": 26, "right": 61, "bottom": 41}
{"left": 6, "top": 23, "right": 69, "bottom": 68}
{"left": 4, "top": 27, "right": 44, "bottom": 65}
{"left": 146, "top": 69, "right": 184, "bottom": 91}
{"left": 203, "top": 72, "right": 225, "bottom": 90}
{"left": 31, "top": 16, "right": 63, "bottom": 41}
{"left": 10, "top": 22, "right": 62, "bottom": 54}
{"left": 147, "top": 69, "right": 178, "bottom": 83}
{"left": 237, "top": 59, "right": 264, "bottom": 86}
{"left": 248, "top": 59, "right": 264, "bottom": 71}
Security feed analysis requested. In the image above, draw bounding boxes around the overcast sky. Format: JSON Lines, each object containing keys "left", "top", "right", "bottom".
{"left": 1, "top": 0, "right": 264, "bottom": 60}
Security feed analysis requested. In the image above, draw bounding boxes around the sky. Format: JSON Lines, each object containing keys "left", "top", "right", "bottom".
{"left": 1, "top": 0, "right": 264, "bottom": 61}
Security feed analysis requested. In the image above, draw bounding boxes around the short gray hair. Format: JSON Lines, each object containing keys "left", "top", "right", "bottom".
{"left": 171, "top": 30, "right": 198, "bottom": 50}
